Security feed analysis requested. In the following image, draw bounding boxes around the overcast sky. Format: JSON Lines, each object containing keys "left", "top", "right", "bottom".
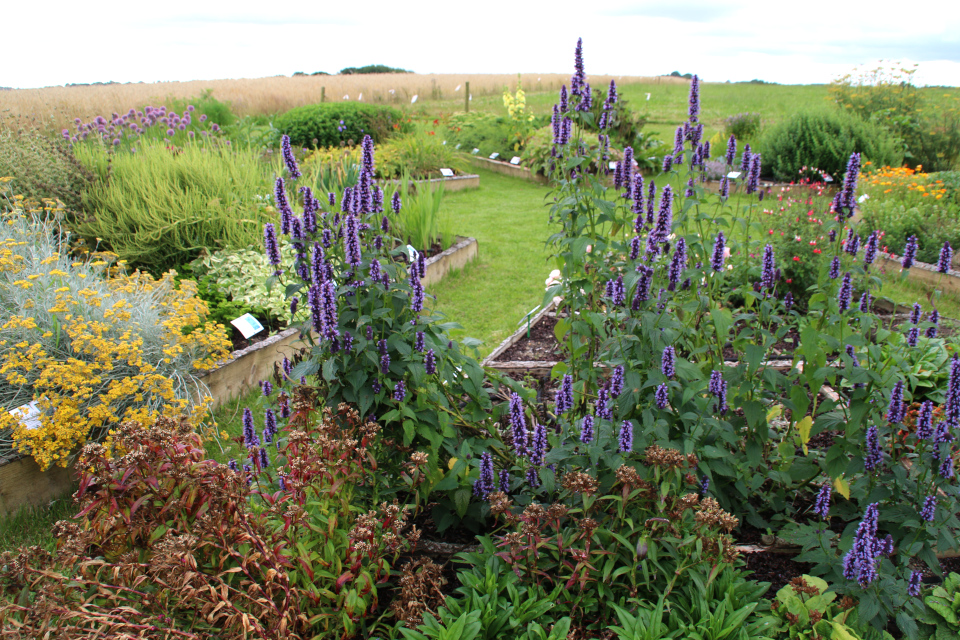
{"left": 6, "top": 0, "right": 960, "bottom": 88}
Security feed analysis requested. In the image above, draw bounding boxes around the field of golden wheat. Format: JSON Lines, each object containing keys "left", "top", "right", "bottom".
{"left": 0, "top": 72, "right": 687, "bottom": 134}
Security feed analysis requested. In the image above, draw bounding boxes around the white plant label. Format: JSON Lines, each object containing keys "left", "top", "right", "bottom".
{"left": 646, "top": 93, "right": 651, "bottom": 101}
{"left": 471, "top": 148, "right": 480, "bottom": 155}
{"left": 231, "top": 313, "right": 264, "bottom": 339}
{"left": 358, "top": 93, "right": 362, "bottom": 101}
{"left": 726, "top": 171, "right": 742, "bottom": 179}
{"left": 455, "top": 84, "right": 461, "bottom": 91}
{"left": 609, "top": 161, "right": 618, "bottom": 170}
{"left": 489, "top": 152, "right": 500, "bottom": 160}
{"left": 405, "top": 245, "right": 420, "bottom": 261}
{"left": 411, "top": 95, "right": 418, "bottom": 103}
{"left": 442, "top": 140, "right": 447, "bottom": 145}
{"left": 343, "top": 95, "right": 349, "bottom": 100}
{"left": 824, "top": 175, "right": 834, "bottom": 182}
{"left": 455, "top": 143, "right": 461, "bottom": 150}
{"left": 510, "top": 156, "right": 521, "bottom": 165}
{"left": 9, "top": 401, "right": 41, "bottom": 431}
{"left": 440, "top": 168, "right": 455, "bottom": 177}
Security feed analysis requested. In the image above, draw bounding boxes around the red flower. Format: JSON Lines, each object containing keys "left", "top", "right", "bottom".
{"left": 433, "top": 119, "right": 439, "bottom": 125}
{"left": 428, "top": 131, "right": 435, "bottom": 135}
{"left": 793, "top": 256, "right": 801, "bottom": 262}
{"left": 813, "top": 249, "right": 821, "bottom": 254}
{"left": 786, "top": 279, "right": 792, "bottom": 283}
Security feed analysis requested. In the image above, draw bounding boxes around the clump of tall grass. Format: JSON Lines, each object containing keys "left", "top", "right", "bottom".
{"left": 385, "top": 174, "right": 455, "bottom": 253}
{"left": 73, "top": 138, "right": 273, "bottom": 274}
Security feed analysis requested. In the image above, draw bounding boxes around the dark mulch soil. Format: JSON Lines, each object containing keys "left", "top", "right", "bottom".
{"left": 743, "top": 550, "right": 813, "bottom": 593}
{"left": 499, "top": 315, "right": 564, "bottom": 362}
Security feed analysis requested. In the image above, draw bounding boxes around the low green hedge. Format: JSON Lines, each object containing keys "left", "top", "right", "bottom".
{"left": 274, "top": 102, "right": 404, "bottom": 148}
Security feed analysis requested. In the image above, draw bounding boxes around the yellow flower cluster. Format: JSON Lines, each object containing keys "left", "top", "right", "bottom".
{"left": 862, "top": 165, "right": 949, "bottom": 200}
{"left": 502, "top": 75, "right": 535, "bottom": 125}
{"left": 1, "top": 190, "right": 231, "bottom": 469}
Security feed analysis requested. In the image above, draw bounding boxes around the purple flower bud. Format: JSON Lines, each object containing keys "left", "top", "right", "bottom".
{"left": 662, "top": 154, "right": 673, "bottom": 173}
{"left": 859, "top": 291, "right": 872, "bottom": 313}
{"left": 902, "top": 235, "right": 918, "bottom": 269}
{"left": 559, "top": 84, "right": 568, "bottom": 113}
{"left": 228, "top": 459, "right": 238, "bottom": 472}
{"left": 414, "top": 331, "right": 425, "bottom": 353}
{"left": 425, "top": 349, "right": 437, "bottom": 375}
{"left": 529, "top": 421, "right": 548, "bottom": 466}
{"left": 261, "top": 380, "right": 273, "bottom": 396}
{"left": 746, "top": 153, "right": 762, "bottom": 194}
{"left": 667, "top": 238, "right": 687, "bottom": 290}
{"left": 605, "top": 274, "right": 626, "bottom": 306}
{"left": 699, "top": 475, "right": 710, "bottom": 496}
{"left": 595, "top": 387, "right": 612, "bottom": 420}
{"left": 916, "top": 401, "right": 934, "bottom": 440}
{"left": 526, "top": 467, "right": 541, "bottom": 489}
{"left": 719, "top": 176, "right": 730, "bottom": 199}
{"left": 784, "top": 291, "right": 794, "bottom": 311}
{"left": 761, "top": 244, "right": 776, "bottom": 291}
{"left": 863, "top": 231, "right": 878, "bottom": 268}
{"left": 610, "top": 365, "right": 624, "bottom": 398}
{"left": 260, "top": 447, "right": 270, "bottom": 469}
{"left": 393, "top": 380, "right": 406, "bottom": 402}
{"left": 907, "top": 327, "right": 920, "bottom": 347}
{"left": 940, "top": 457, "right": 954, "bottom": 479}
{"left": 844, "top": 229, "right": 860, "bottom": 256}
{"left": 688, "top": 74, "right": 701, "bottom": 122}
{"left": 242, "top": 408, "right": 259, "bottom": 449}
{"left": 509, "top": 393, "right": 528, "bottom": 455}
{"left": 740, "top": 144, "right": 752, "bottom": 174}
{"left": 633, "top": 265, "right": 653, "bottom": 308}
{"left": 618, "top": 420, "right": 633, "bottom": 453}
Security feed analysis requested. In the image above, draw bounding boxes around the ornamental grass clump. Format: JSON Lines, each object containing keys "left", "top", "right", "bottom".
{"left": 0, "top": 190, "right": 229, "bottom": 469}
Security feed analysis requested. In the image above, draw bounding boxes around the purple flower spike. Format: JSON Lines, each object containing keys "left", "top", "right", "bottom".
{"left": 281, "top": 134, "right": 301, "bottom": 179}
{"left": 668, "top": 238, "right": 687, "bottom": 290}
{"left": 946, "top": 354, "right": 960, "bottom": 427}
{"left": 938, "top": 241, "right": 953, "bottom": 273}
{"left": 761, "top": 244, "right": 776, "bottom": 291}
{"left": 837, "top": 272, "right": 853, "bottom": 313}
{"left": 829, "top": 256, "right": 840, "bottom": 280}
{"left": 907, "top": 327, "right": 920, "bottom": 347}
{"left": 425, "top": 349, "right": 437, "bottom": 375}
{"left": 741, "top": 144, "right": 752, "bottom": 174}
{"left": 709, "top": 370, "right": 728, "bottom": 415}
{"left": 343, "top": 213, "right": 362, "bottom": 266}
{"left": 711, "top": 232, "right": 726, "bottom": 272}
{"left": 864, "top": 425, "right": 882, "bottom": 471}
{"left": 902, "top": 235, "right": 918, "bottom": 269}
{"left": 888, "top": 380, "right": 905, "bottom": 424}
{"left": 242, "top": 408, "right": 257, "bottom": 449}
{"left": 917, "top": 401, "right": 934, "bottom": 440}
{"left": 414, "top": 331, "right": 425, "bottom": 353}
{"left": 725, "top": 135, "right": 737, "bottom": 166}
{"left": 927, "top": 309, "right": 940, "bottom": 338}
{"left": 473, "top": 452, "right": 496, "bottom": 499}
{"left": 841, "top": 502, "right": 881, "bottom": 586}
{"left": 529, "top": 421, "right": 548, "bottom": 466}
{"left": 814, "top": 484, "right": 831, "bottom": 520}
{"left": 908, "top": 571, "right": 923, "bottom": 597}
{"left": 555, "top": 375, "right": 574, "bottom": 415}
{"left": 863, "top": 231, "right": 878, "bottom": 268}
{"left": 264, "top": 224, "right": 282, "bottom": 269}
{"left": 509, "top": 393, "right": 529, "bottom": 456}
{"left": 746, "top": 153, "right": 762, "bottom": 194}
{"left": 618, "top": 420, "right": 633, "bottom": 453}
{"left": 655, "top": 383, "right": 669, "bottom": 409}
{"left": 595, "top": 387, "right": 612, "bottom": 420}
{"left": 687, "top": 75, "right": 700, "bottom": 122}
{"left": 393, "top": 380, "right": 406, "bottom": 402}
{"left": 661, "top": 345, "right": 676, "bottom": 379}
{"left": 610, "top": 365, "right": 624, "bottom": 398}
{"left": 920, "top": 495, "right": 937, "bottom": 522}
{"left": 580, "top": 415, "right": 595, "bottom": 444}
{"left": 719, "top": 176, "right": 730, "bottom": 199}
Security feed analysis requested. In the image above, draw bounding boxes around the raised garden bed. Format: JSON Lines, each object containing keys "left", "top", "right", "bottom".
{"left": 465, "top": 154, "right": 548, "bottom": 184}
{"left": 387, "top": 173, "right": 480, "bottom": 193}
{"left": 877, "top": 252, "right": 960, "bottom": 297}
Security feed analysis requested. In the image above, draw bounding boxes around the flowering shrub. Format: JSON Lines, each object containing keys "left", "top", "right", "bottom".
{"left": 724, "top": 112, "right": 763, "bottom": 141}
{"left": 274, "top": 102, "right": 403, "bottom": 148}
{"left": 477, "top": 38, "right": 960, "bottom": 636}
{"left": 502, "top": 74, "right": 536, "bottom": 152}
{"left": 260, "top": 134, "right": 521, "bottom": 531}
{"left": 0, "top": 190, "right": 229, "bottom": 469}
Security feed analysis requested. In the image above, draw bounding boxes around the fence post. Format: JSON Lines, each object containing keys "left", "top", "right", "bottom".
{"left": 321, "top": 87, "right": 326, "bottom": 102}
{"left": 465, "top": 82, "right": 470, "bottom": 112}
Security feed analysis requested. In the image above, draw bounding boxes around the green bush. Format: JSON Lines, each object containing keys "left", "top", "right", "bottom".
{"left": 167, "top": 90, "right": 236, "bottom": 128}
{"left": 446, "top": 112, "right": 516, "bottom": 159}
{"left": 73, "top": 139, "right": 274, "bottom": 274}
{"left": 0, "top": 128, "right": 94, "bottom": 214}
{"left": 339, "top": 64, "right": 410, "bottom": 74}
{"left": 273, "top": 102, "right": 403, "bottom": 148}
{"left": 760, "top": 109, "right": 902, "bottom": 182}
{"left": 377, "top": 124, "right": 468, "bottom": 179}
{"left": 723, "top": 112, "right": 762, "bottom": 140}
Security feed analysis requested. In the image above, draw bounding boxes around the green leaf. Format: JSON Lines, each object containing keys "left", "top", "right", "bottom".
{"left": 453, "top": 488, "right": 471, "bottom": 518}
{"left": 321, "top": 358, "right": 337, "bottom": 382}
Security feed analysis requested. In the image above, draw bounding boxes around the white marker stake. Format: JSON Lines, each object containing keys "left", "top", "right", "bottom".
{"left": 411, "top": 95, "right": 418, "bottom": 104}
{"left": 646, "top": 93, "right": 651, "bottom": 101}
{"left": 510, "top": 156, "right": 521, "bottom": 165}
{"left": 455, "top": 143, "right": 461, "bottom": 150}
{"left": 231, "top": 313, "right": 264, "bottom": 339}
{"left": 343, "top": 95, "right": 349, "bottom": 100}
{"left": 726, "top": 171, "right": 742, "bottom": 180}
{"left": 440, "top": 168, "right": 455, "bottom": 177}
{"left": 358, "top": 93, "right": 362, "bottom": 101}
{"left": 471, "top": 148, "right": 480, "bottom": 155}
{"left": 9, "top": 401, "right": 42, "bottom": 431}
{"left": 455, "top": 84, "right": 461, "bottom": 91}
{"left": 609, "top": 161, "right": 618, "bottom": 170}
{"left": 489, "top": 152, "right": 500, "bottom": 160}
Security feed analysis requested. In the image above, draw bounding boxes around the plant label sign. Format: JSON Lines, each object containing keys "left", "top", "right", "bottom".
{"left": 405, "top": 245, "right": 421, "bottom": 262}
{"left": 489, "top": 152, "right": 500, "bottom": 160}
{"left": 455, "top": 143, "right": 461, "bottom": 150}
{"left": 9, "top": 401, "right": 42, "bottom": 431}
{"left": 471, "top": 148, "right": 480, "bottom": 155}
{"left": 510, "top": 157, "right": 521, "bottom": 165}
{"left": 440, "top": 168, "right": 455, "bottom": 177}
{"left": 231, "top": 313, "right": 264, "bottom": 339}
{"left": 726, "top": 171, "right": 742, "bottom": 179}
{"left": 824, "top": 174, "right": 834, "bottom": 182}
{"left": 609, "top": 161, "right": 618, "bottom": 170}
